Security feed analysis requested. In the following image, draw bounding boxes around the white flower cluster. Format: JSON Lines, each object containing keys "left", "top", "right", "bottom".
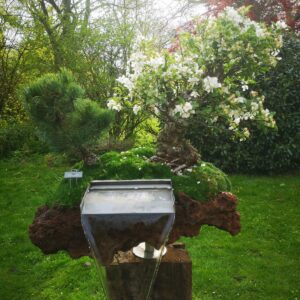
{"left": 173, "top": 102, "right": 195, "bottom": 119}
{"left": 133, "top": 105, "right": 141, "bottom": 115}
{"left": 241, "top": 80, "right": 249, "bottom": 92}
{"left": 129, "top": 51, "right": 147, "bottom": 76}
{"left": 107, "top": 99, "right": 122, "bottom": 111}
{"left": 148, "top": 56, "right": 165, "bottom": 70}
{"left": 162, "top": 53, "right": 203, "bottom": 82}
{"left": 224, "top": 7, "right": 244, "bottom": 25}
{"left": 203, "top": 76, "right": 222, "bottom": 93}
{"left": 275, "top": 20, "right": 288, "bottom": 30}
{"left": 271, "top": 49, "right": 282, "bottom": 61}
{"left": 109, "top": 6, "right": 280, "bottom": 129}
{"left": 223, "top": 7, "right": 266, "bottom": 38}
{"left": 221, "top": 91, "right": 275, "bottom": 136}
{"left": 191, "top": 91, "right": 199, "bottom": 98}
{"left": 117, "top": 75, "right": 134, "bottom": 92}
{"left": 116, "top": 52, "right": 165, "bottom": 94}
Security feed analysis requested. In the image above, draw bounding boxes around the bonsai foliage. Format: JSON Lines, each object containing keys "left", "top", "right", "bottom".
{"left": 24, "top": 69, "right": 113, "bottom": 163}
{"left": 107, "top": 7, "right": 285, "bottom": 169}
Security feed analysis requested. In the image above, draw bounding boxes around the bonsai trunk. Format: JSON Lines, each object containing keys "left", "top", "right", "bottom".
{"left": 155, "top": 121, "right": 200, "bottom": 170}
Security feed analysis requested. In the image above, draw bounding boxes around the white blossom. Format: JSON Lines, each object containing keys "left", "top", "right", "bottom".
{"left": 275, "top": 20, "right": 288, "bottom": 30}
{"left": 254, "top": 23, "right": 266, "bottom": 37}
{"left": 133, "top": 105, "right": 141, "bottom": 115}
{"left": 107, "top": 99, "right": 122, "bottom": 111}
{"left": 191, "top": 91, "right": 199, "bottom": 98}
{"left": 224, "top": 7, "right": 244, "bottom": 26}
{"left": 154, "top": 107, "right": 160, "bottom": 115}
{"left": 203, "top": 76, "right": 222, "bottom": 93}
{"left": 173, "top": 102, "right": 195, "bottom": 119}
{"left": 251, "top": 102, "right": 259, "bottom": 111}
{"left": 243, "top": 127, "right": 250, "bottom": 138}
{"left": 148, "top": 56, "right": 164, "bottom": 70}
{"left": 117, "top": 75, "right": 134, "bottom": 91}
{"left": 271, "top": 49, "right": 280, "bottom": 57}
{"left": 242, "top": 84, "right": 249, "bottom": 91}
{"left": 212, "top": 116, "right": 218, "bottom": 123}
{"left": 188, "top": 77, "right": 200, "bottom": 85}
{"left": 234, "top": 117, "right": 241, "bottom": 125}
{"left": 237, "top": 97, "right": 246, "bottom": 103}
{"left": 195, "top": 69, "right": 204, "bottom": 76}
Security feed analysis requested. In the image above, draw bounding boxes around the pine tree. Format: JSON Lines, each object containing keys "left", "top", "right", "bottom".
{"left": 24, "top": 69, "right": 113, "bottom": 164}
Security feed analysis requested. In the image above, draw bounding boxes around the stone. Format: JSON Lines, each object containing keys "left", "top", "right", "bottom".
{"left": 83, "top": 261, "right": 92, "bottom": 268}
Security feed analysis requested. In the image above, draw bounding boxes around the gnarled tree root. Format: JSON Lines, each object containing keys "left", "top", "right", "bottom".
{"left": 29, "top": 192, "right": 240, "bottom": 262}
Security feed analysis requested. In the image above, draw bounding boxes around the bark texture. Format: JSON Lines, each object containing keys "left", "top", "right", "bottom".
{"left": 29, "top": 192, "right": 240, "bottom": 260}
{"left": 153, "top": 122, "right": 200, "bottom": 170}
{"left": 106, "top": 244, "right": 192, "bottom": 300}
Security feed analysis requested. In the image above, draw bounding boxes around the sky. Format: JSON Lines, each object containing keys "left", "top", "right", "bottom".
{"left": 153, "top": 0, "right": 207, "bottom": 28}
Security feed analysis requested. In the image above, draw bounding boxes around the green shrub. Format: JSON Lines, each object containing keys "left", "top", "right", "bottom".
{"left": 0, "top": 122, "right": 48, "bottom": 158}
{"left": 23, "top": 69, "right": 113, "bottom": 163}
{"left": 187, "top": 33, "right": 300, "bottom": 173}
{"left": 46, "top": 147, "right": 231, "bottom": 207}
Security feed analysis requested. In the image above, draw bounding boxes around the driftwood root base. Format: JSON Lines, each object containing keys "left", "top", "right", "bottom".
{"left": 29, "top": 192, "right": 240, "bottom": 260}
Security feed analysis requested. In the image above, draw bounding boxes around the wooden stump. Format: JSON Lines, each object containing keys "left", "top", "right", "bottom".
{"left": 106, "top": 244, "right": 192, "bottom": 300}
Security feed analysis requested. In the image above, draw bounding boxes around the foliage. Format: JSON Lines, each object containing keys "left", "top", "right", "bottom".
{"left": 110, "top": 8, "right": 284, "bottom": 150}
{"left": 187, "top": 32, "right": 300, "bottom": 173}
{"left": 1, "top": 156, "right": 300, "bottom": 299}
{"left": 173, "top": 162, "right": 232, "bottom": 200}
{"left": 134, "top": 117, "right": 160, "bottom": 147}
{"left": 0, "top": 123, "right": 32, "bottom": 158}
{"left": 1, "top": 0, "right": 169, "bottom": 143}
{"left": 46, "top": 147, "right": 231, "bottom": 207}
{"left": 23, "top": 70, "right": 113, "bottom": 162}
{"left": 0, "top": 3, "right": 28, "bottom": 122}
{"left": 199, "top": 0, "right": 300, "bottom": 32}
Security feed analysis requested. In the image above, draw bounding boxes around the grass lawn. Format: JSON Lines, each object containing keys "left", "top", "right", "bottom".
{"left": 0, "top": 155, "right": 299, "bottom": 300}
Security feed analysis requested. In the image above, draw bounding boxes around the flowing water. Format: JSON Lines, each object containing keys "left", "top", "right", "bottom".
{"left": 81, "top": 180, "right": 175, "bottom": 300}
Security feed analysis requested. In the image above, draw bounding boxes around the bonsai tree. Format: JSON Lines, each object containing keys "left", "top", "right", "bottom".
{"left": 107, "top": 7, "right": 285, "bottom": 170}
{"left": 24, "top": 69, "right": 113, "bottom": 164}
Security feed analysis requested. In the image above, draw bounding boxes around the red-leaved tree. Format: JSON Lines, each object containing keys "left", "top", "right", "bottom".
{"left": 204, "top": 0, "right": 299, "bottom": 31}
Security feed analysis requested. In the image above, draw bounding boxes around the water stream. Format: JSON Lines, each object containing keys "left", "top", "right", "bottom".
{"left": 80, "top": 180, "right": 175, "bottom": 300}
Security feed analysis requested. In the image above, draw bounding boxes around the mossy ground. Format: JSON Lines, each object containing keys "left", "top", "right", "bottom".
{"left": 0, "top": 155, "right": 299, "bottom": 299}
{"left": 46, "top": 147, "right": 231, "bottom": 207}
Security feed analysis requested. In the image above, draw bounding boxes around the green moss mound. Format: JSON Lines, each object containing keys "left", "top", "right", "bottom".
{"left": 47, "top": 147, "right": 231, "bottom": 207}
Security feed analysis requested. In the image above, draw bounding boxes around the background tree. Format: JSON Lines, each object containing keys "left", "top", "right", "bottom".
{"left": 182, "top": 0, "right": 300, "bottom": 31}
{"left": 0, "top": 1, "right": 28, "bottom": 122}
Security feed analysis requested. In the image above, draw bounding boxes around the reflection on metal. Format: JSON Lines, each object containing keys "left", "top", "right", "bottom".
{"left": 81, "top": 180, "right": 174, "bottom": 215}
{"left": 80, "top": 179, "right": 175, "bottom": 300}
{"left": 133, "top": 242, "right": 167, "bottom": 259}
